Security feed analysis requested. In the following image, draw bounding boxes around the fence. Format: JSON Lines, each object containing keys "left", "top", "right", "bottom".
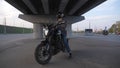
{"left": 0, "top": 25, "right": 33, "bottom": 34}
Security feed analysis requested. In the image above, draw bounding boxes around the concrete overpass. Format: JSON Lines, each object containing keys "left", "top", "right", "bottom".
{"left": 5, "top": 0, "right": 106, "bottom": 39}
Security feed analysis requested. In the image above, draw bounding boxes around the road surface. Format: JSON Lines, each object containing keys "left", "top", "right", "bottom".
{"left": 0, "top": 34, "right": 120, "bottom": 68}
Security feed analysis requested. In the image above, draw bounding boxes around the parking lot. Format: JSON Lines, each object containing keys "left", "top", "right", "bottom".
{"left": 0, "top": 34, "right": 120, "bottom": 68}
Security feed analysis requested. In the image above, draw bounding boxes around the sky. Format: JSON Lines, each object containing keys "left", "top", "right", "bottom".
{"left": 72, "top": 0, "right": 120, "bottom": 31}
{"left": 0, "top": 0, "right": 33, "bottom": 28}
{"left": 0, "top": 0, "right": 120, "bottom": 30}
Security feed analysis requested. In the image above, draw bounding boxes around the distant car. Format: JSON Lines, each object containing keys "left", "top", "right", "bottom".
{"left": 118, "top": 32, "right": 120, "bottom": 35}
{"left": 85, "top": 29, "right": 93, "bottom": 36}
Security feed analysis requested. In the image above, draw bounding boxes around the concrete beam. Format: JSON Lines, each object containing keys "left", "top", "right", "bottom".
{"left": 59, "top": 0, "right": 69, "bottom": 12}
{"left": 22, "top": 0, "right": 38, "bottom": 14}
{"left": 19, "top": 15, "right": 54, "bottom": 24}
{"left": 79, "top": 0, "right": 106, "bottom": 15}
{"left": 5, "top": 0, "right": 27, "bottom": 14}
{"left": 19, "top": 15, "right": 85, "bottom": 24}
{"left": 65, "top": 16, "right": 85, "bottom": 24}
{"left": 68, "top": 0, "right": 88, "bottom": 15}
{"left": 41, "top": 0, "right": 49, "bottom": 14}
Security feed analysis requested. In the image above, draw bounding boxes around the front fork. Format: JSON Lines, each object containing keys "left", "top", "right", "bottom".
{"left": 45, "top": 42, "right": 50, "bottom": 51}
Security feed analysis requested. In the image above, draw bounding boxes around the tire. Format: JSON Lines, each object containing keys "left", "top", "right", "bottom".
{"left": 34, "top": 42, "right": 52, "bottom": 65}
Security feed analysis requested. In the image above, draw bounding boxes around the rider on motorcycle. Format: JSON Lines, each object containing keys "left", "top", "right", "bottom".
{"left": 56, "top": 12, "right": 72, "bottom": 58}
{"left": 35, "top": 12, "right": 72, "bottom": 65}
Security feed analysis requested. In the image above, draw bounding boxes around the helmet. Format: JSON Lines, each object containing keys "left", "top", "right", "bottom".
{"left": 56, "top": 12, "right": 64, "bottom": 18}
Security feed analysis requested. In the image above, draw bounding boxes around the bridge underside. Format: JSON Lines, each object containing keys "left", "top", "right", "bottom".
{"left": 5, "top": 0, "right": 106, "bottom": 16}
{"left": 5, "top": 0, "right": 106, "bottom": 39}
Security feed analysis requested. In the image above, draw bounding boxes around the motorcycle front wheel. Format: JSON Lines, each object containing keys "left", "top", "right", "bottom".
{"left": 34, "top": 42, "right": 52, "bottom": 65}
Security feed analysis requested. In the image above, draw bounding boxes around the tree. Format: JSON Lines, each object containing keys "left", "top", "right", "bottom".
{"left": 109, "top": 23, "right": 120, "bottom": 33}
{"left": 109, "top": 24, "right": 115, "bottom": 33}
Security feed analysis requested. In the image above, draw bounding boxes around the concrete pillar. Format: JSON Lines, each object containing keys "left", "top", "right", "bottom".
{"left": 66, "top": 24, "right": 72, "bottom": 38}
{"left": 33, "top": 23, "right": 43, "bottom": 39}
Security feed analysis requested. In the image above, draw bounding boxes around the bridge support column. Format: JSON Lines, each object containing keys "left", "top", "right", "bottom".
{"left": 66, "top": 24, "right": 72, "bottom": 38}
{"left": 33, "top": 23, "right": 43, "bottom": 39}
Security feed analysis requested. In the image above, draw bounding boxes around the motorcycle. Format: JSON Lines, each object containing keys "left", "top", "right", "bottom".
{"left": 103, "top": 30, "right": 109, "bottom": 35}
{"left": 34, "top": 24, "right": 66, "bottom": 65}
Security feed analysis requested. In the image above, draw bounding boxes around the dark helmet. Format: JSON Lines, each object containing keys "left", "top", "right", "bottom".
{"left": 56, "top": 12, "right": 64, "bottom": 18}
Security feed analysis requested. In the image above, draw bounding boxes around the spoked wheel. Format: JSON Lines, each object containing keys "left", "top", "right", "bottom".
{"left": 35, "top": 43, "right": 52, "bottom": 65}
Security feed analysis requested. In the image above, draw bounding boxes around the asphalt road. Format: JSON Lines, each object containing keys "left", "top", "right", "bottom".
{"left": 0, "top": 34, "right": 120, "bottom": 68}
{"left": 0, "top": 34, "right": 33, "bottom": 44}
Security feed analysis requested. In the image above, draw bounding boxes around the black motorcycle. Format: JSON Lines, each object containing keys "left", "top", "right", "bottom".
{"left": 34, "top": 24, "right": 66, "bottom": 65}
{"left": 103, "top": 30, "right": 109, "bottom": 35}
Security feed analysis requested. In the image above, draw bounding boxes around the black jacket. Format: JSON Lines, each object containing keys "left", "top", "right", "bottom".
{"left": 57, "top": 20, "right": 67, "bottom": 36}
